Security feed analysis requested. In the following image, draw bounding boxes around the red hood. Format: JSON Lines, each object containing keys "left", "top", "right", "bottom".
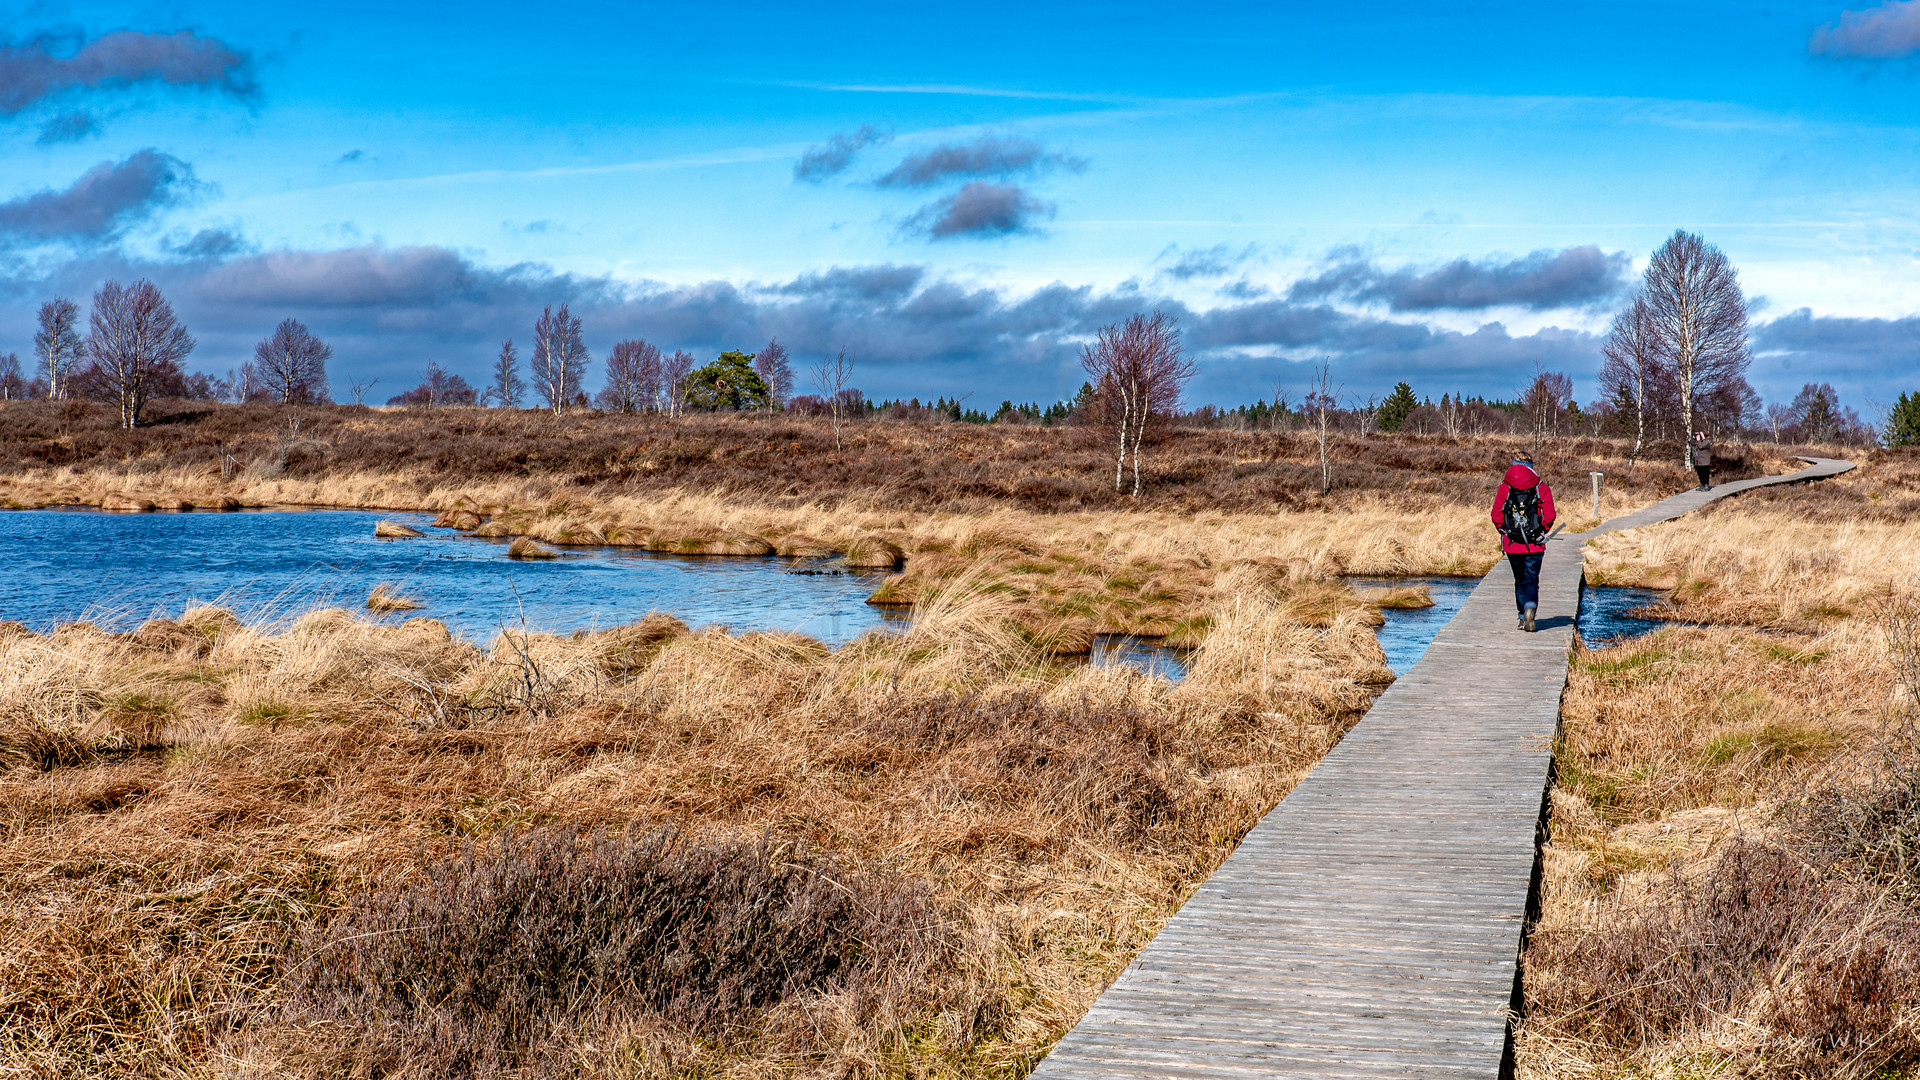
{"left": 1503, "top": 462, "right": 1539, "bottom": 489}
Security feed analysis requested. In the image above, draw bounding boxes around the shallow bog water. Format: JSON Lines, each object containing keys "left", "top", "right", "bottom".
{"left": 0, "top": 508, "right": 1672, "bottom": 679}
{"left": 0, "top": 507, "right": 899, "bottom": 644}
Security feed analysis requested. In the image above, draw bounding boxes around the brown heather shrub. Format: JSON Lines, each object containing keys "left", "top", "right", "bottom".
{"left": 0, "top": 398, "right": 1799, "bottom": 519}
{"left": 1527, "top": 826, "right": 1920, "bottom": 1075}
{"left": 282, "top": 827, "right": 951, "bottom": 1079}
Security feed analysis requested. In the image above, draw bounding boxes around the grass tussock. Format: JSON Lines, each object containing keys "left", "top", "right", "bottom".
{"left": 0, "top": 563, "right": 1389, "bottom": 1077}
{"left": 1520, "top": 466, "right": 1920, "bottom": 1079}
{"left": 373, "top": 519, "right": 424, "bottom": 538}
{"left": 507, "top": 535, "right": 556, "bottom": 559}
{"left": 365, "top": 582, "right": 423, "bottom": 612}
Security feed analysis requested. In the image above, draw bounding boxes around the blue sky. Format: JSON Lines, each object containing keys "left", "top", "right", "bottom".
{"left": 3, "top": 1, "right": 1919, "bottom": 411}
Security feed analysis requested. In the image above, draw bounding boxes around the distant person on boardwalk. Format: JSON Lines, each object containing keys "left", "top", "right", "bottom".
{"left": 1690, "top": 431, "right": 1713, "bottom": 490}
{"left": 1492, "top": 452, "right": 1555, "bottom": 633}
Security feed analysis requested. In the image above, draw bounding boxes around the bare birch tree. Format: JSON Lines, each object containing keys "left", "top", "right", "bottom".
{"left": 1599, "top": 292, "right": 1657, "bottom": 464}
{"left": 597, "top": 339, "right": 660, "bottom": 413}
{"left": 252, "top": 318, "right": 332, "bottom": 404}
{"left": 487, "top": 339, "right": 524, "bottom": 408}
{"left": 1522, "top": 366, "right": 1574, "bottom": 456}
{"left": 660, "top": 349, "right": 695, "bottom": 416}
{"left": 1641, "top": 230, "right": 1750, "bottom": 467}
{"left": 1308, "top": 360, "right": 1339, "bottom": 495}
{"left": 530, "top": 304, "right": 589, "bottom": 414}
{"left": 33, "top": 298, "right": 82, "bottom": 400}
{"left": 0, "top": 354, "right": 23, "bottom": 400}
{"left": 87, "top": 279, "right": 194, "bottom": 429}
{"left": 347, "top": 377, "right": 377, "bottom": 406}
{"left": 812, "top": 348, "right": 854, "bottom": 450}
{"left": 1080, "top": 311, "right": 1194, "bottom": 497}
{"left": 752, "top": 338, "right": 793, "bottom": 412}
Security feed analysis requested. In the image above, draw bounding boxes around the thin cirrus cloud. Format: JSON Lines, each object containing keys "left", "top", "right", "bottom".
{"left": 906, "top": 181, "right": 1054, "bottom": 240}
{"left": 0, "top": 29, "right": 256, "bottom": 114}
{"left": 1809, "top": 0, "right": 1920, "bottom": 57}
{"left": 793, "top": 124, "right": 893, "bottom": 182}
{"left": 1289, "top": 245, "right": 1630, "bottom": 312}
{"left": 874, "top": 134, "right": 1085, "bottom": 188}
{"left": 0, "top": 149, "right": 199, "bottom": 244}
{"left": 1157, "top": 243, "right": 1265, "bottom": 281}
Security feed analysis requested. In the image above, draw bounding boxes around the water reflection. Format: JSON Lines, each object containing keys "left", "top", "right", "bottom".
{"left": 1091, "top": 635, "right": 1191, "bottom": 680}
{"left": 1348, "top": 575, "right": 1478, "bottom": 675}
{"left": 1577, "top": 584, "right": 1669, "bottom": 647}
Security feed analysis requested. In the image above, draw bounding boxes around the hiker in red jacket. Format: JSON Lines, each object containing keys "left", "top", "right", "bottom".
{"left": 1491, "top": 452, "right": 1556, "bottom": 632}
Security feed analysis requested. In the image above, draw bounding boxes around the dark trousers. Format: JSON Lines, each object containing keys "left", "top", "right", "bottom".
{"left": 1508, "top": 552, "right": 1543, "bottom": 614}
{"left": 1695, "top": 464, "right": 1711, "bottom": 487}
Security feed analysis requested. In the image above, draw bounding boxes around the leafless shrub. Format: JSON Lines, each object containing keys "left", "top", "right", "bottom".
{"left": 283, "top": 826, "right": 949, "bottom": 1078}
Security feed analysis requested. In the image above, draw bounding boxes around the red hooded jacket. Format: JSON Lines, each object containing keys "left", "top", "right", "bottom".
{"left": 1491, "top": 461, "right": 1555, "bottom": 554}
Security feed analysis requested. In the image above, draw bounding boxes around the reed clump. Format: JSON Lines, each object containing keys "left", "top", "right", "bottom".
{"left": 372, "top": 519, "right": 423, "bottom": 538}
{"left": 506, "top": 536, "right": 556, "bottom": 559}
{"left": 365, "top": 583, "right": 423, "bottom": 612}
{"left": 0, "top": 564, "right": 1389, "bottom": 1077}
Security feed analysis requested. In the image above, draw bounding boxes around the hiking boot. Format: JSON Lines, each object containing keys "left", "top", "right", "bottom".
{"left": 1523, "top": 604, "right": 1537, "bottom": 633}
{"left": 1517, "top": 614, "right": 1527, "bottom": 630}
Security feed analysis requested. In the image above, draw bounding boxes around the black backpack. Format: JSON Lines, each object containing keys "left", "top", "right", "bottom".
{"left": 1500, "top": 484, "right": 1548, "bottom": 546}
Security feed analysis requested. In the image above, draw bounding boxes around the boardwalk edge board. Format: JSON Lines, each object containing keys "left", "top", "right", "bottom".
{"left": 1031, "top": 457, "right": 1854, "bottom": 1080}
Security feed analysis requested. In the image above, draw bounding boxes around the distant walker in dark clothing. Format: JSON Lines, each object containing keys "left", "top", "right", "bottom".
{"left": 1491, "top": 452, "right": 1556, "bottom": 633}
{"left": 1690, "top": 432, "right": 1713, "bottom": 490}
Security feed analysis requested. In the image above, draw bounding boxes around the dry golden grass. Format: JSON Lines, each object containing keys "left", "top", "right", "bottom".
{"left": 0, "top": 566, "right": 1390, "bottom": 1077}
{"left": 1583, "top": 452, "right": 1920, "bottom": 631}
{"left": 366, "top": 583, "right": 423, "bottom": 612}
{"left": 1519, "top": 460, "right": 1920, "bottom": 1079}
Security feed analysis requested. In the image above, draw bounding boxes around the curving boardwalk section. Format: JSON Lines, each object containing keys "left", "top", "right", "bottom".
{"left": 1031, "top": 457, "right": 1854, "bottom": 1080}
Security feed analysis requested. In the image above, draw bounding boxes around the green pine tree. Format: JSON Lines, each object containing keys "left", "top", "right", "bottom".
{"left": 1377, "top": 381, "right": 1419, "bottom": 433}
{"left": 684, "top": 350, "right": 771, "bottom": 411}
{"left": 1887, "top": 391, "right": 1920, "bottom": 448}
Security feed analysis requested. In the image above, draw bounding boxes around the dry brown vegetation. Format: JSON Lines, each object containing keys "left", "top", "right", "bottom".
{"left": 1517, "top": 453, "right": 1920, "bottom": 1079}
{"left": 0, "top": 399, "right": 1799, "bottom": 518}
{"left": 0, "top": 399, "right": 1813, "bottom": 644}
{"left": 0, "top": 399, "right": 1876, "bottom": 1076}
{"left": 0, "top": 565, "right": 1392, "bottom": 1077}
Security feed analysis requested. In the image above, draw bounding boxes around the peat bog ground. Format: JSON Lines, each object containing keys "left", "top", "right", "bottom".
{"left": 0, "top": 398, "right": 1892, "bottom": 1077}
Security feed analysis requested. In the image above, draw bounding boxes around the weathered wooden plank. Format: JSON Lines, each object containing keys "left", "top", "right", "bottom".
{"left": 1028, "top": 458, "right": 1853, "bottom": 1080}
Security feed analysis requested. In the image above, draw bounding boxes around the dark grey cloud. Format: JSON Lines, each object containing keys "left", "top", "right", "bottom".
{"left": 875, "top": 134, "right": 1085, "bottom": 188}
{"left": 0, "top": 29, "right": 255, "bottom": 114}
{"left": 907, "top": 181, "right": 1053, "bottom": 239}
{"left": 793, "top": 124, "right": 892, "bottom": 182}
{"left": 35, "top": 110, "right": 98, "bottom": 143}
{"left": 1157, "top": 242, "right": 1263, "bottom": 281}
{"left": 0, "top": 149, "right": 197, "bottom": 243}
{"left": 774, "top": 264, "right": 924, "bottom": 300}
{"left": 1751, "top": 308, "right": 1920, "bottom": 404}
{"left": 169, "top": 228, "right": 246, "bottom": 260}
{"left": 0, "top": 243, "right": 1618, "bottom": 407}
{"left": 1289, "top": 245, "right": 1628, "bottom": 311}
{"left": 1810, "top": 1, "right": 1920, "bottom": 57}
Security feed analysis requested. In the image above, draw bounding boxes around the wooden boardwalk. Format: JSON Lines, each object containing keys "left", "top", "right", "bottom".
{"left": 1031, "top": 457, "right": 1855, "bottom": 1080}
